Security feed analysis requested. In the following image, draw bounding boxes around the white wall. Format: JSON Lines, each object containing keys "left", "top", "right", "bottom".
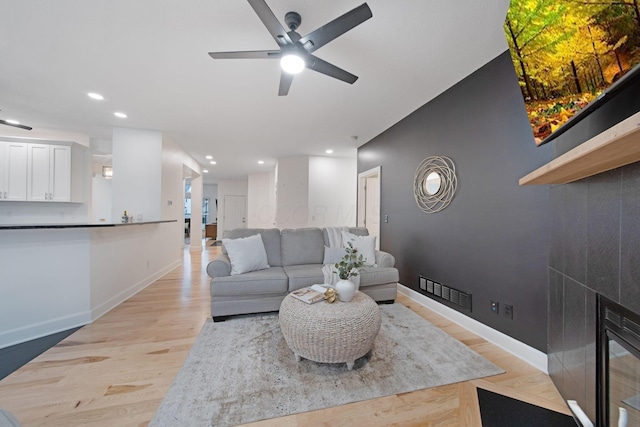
{"left": 276, "top": 156, "right": 309, "bottom": 229}
{"left": 112, "top": 127, "right": 162, "bottom": 221}
{"left": 308, "top": 156, "right": 357, "bottom": 227}
{"left": 160, "top": 134, "right": 202, "bottom": 249}
{"left": 217, "top": 179, "right": 248, "bottom": 238}
{"left": 247, "top": 171, "right": 276, "bottom": 228}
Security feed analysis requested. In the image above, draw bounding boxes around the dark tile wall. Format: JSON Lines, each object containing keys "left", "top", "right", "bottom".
{"left": 548, "top": 163, "right": 640, "bottom": 423}
{"left": 547, "top": 73, "right": 640, "bottom": 423}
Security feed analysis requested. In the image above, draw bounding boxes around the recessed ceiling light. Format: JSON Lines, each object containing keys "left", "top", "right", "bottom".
{"left": 88, "top": 92, "right": 104, "bottom": 100}
{"left": 114, "top": 112, "right": 127, "bottom": 118}
{"left": 210, "top": 161, "right": 216, "bottom": 165}
{"left": 325, "top": 149, "right": 333, "bottom": 154}
{"left": 5, "top": 119, "right": 20, "bottom": 125}
{"left": 205, "top": 155, "right": 213, "bottom": 160}
{"left": 258, "top": 160, "right": 264, "bottom": 164}
{"left": 203, "top": 169, "right": 209, "bottom": 173}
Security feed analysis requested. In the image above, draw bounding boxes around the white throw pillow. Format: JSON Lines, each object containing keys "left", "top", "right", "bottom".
{"left": 323, "top": 246, "right": 347, "bottom": 265}
{"left": 222, "top": 234, "right": 270, "bottom": 275}
{"left": 341, "top": 231, "right": 376, "bottom": 266}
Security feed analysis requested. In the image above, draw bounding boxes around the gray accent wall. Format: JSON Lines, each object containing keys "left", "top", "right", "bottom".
{"left": 357, "top": 51, "right": 552, "bottom": 352}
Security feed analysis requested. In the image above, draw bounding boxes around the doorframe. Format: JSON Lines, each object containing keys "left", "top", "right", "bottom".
{"left": 357, "top": 166, "right": 381, "bottom": 250}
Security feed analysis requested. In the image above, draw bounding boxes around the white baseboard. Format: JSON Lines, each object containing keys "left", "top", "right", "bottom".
{"left": 399, "top": 284, "right": 548, "bottom": 373}
{"left": 0, "top": 311, "right": 91, "bottom": 350}
{"left": 91, "top": 260, "right": 182, "bottom": 321}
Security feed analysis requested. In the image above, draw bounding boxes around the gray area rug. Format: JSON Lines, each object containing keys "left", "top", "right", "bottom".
{"left": 151, "top": 303, "right": 504, "bottom": 427}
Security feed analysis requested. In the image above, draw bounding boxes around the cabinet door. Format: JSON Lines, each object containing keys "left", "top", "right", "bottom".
{"left": 27, "top": 143, "right": 51, "bottom": 201}
{"left": 49, "top": 145, "right": 70, "bottom": 202}
{"left": 4, "top": 142, "right": 28, "bottom": 200}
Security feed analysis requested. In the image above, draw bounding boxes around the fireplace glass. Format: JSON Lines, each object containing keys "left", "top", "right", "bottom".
{"left": 598, "top": 296, "right": 640, "bottom": 427}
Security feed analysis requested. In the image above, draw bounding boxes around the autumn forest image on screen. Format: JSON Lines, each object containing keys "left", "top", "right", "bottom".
{"left": 505, "top": 0, "right": 640, "bottom": 144}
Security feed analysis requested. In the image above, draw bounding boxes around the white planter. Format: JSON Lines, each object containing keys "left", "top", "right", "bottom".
{"left": 336, "top": 279, "right": 356, "bottom": 302}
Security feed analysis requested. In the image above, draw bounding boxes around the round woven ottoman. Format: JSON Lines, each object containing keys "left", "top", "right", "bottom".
{"left": 279, "top": 290, "right": 382, "bottom": 370}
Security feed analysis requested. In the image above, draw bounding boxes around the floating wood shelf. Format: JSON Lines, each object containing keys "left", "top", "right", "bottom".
{"left": 520, "top": 110, "right": 640, "bottom": 185}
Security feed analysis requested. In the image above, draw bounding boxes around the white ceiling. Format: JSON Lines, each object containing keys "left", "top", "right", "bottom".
{"left": 0, "top": 0, "right": 510, "bottom": 184}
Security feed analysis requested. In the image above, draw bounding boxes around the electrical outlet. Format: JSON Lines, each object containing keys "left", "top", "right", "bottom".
{"left": 384, "top": 215, "right": 389, "bottom": 223}
{"left": 491, "top": 300, "right": 499, "bottom": 314}
{"left": 419, "top": 277, "right": 427, "bottom": 291}
{"left": 504, "top": 304, "right": 513, "bottom": 319}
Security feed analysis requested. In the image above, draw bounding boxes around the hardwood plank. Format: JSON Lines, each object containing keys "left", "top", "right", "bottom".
{"left": 0, "top": 241, "right": 570, "bottom": 426}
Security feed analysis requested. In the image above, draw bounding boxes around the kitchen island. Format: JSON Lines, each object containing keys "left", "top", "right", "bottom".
{"left": 0, "top": 220, "right": 181, "bottom": 349}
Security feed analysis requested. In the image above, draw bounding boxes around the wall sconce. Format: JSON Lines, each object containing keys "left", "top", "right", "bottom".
{"left": 102, "top": 166, "right": 113, "bottom": 179}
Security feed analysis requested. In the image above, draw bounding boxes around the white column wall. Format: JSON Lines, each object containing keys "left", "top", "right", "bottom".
{"left": 112, "top": 127, "right": 162, "bottom": 221}
{"left": 247, "top": 171, "right": 276, "bottom": 228}
{"left": 308, "top": 156, "right": 357, "bottom": 227}
{"left": 275, "top": 156, "right": 309, "bottom": 228}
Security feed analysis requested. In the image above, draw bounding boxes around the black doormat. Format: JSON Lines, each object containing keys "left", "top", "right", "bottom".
{"left": 210, "top": 240, "right": 221, "bottom": 246}
{"left": 477, "top": 388, "right": 577, "bottom": 427}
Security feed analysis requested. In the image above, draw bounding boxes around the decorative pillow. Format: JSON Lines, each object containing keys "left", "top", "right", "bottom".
{"left": 341, "top": 231, "right": 376, "bottom": 266}
{"left": 222, "top": 234, "right": 270, "bottom": 275}
{"left": 323, "top": 246, "right": 347, "bottom": 265}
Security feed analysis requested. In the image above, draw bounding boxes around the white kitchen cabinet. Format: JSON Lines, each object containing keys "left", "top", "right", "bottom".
{"left": 27, "top": 144, "right": 71, "bottom": 202}
{"left": 0, "top": 141, "right": 28, "bottom": 201}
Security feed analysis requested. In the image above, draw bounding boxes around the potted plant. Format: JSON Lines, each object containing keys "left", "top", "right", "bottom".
{"left": 333, "top": 242, "right": 364, "bottom": 302}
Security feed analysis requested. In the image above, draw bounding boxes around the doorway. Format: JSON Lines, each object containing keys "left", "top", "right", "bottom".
{"left": 357, "top": 166, "right": 381, "bottom": 249}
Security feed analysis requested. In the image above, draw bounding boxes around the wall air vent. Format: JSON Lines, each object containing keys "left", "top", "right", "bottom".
{"left": 418, "top": 275, "right": 472, "bottom": 312}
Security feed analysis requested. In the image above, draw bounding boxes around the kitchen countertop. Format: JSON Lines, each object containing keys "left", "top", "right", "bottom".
{"left": 0, "top": 220, "right": 177, "bottom": 230}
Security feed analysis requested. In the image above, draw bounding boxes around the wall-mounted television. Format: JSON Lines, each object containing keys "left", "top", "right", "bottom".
{"left": 504, "top": 0, "right": 640, "bottom": 146}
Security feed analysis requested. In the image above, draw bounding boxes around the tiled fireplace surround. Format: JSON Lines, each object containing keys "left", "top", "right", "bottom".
{"left": 548, "top": 160, "right": 640, "bottom": 422}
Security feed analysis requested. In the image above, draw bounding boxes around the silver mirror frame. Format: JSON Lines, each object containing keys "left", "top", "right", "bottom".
{"left": 414, "top": 156, "right": 457, "bottom": 213}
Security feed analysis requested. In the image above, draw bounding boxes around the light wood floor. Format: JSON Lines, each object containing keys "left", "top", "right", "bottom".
{"left": 0, "top": 243, "right": 569, "bottom": 426}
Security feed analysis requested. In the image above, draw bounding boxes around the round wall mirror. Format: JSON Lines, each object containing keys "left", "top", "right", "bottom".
{"left": 424, "top": 171, "right": 442, "bottom": 195}
{"left": 413, "top": 156, "right": 457, "bottom": 213}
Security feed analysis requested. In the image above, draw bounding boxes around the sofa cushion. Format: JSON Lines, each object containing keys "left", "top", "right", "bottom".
{"left": 323, "top": 246, "right": 347, "bottom": 265}
{"left": 283, "top": 264, "right": 324, "bottom": 291}
{"left": 223, "top": 234, "right": 270, "bottom": 275}
{"left": 222, "top": 228, "right": 282, "bottom": 267}
{"left": 359, "top": 267, "right": 399, "bottom": 287}
{"left": 281, "top": 228, "right": 324, "bottom": 266}
{"left": 211, "top": 267, "right": 288, "bottom": 297}
{"left": 322, "top": 227, "right": 369, "bottom": 247}
{"left": 342, "top": 231, "right": 377, "bottom": 266}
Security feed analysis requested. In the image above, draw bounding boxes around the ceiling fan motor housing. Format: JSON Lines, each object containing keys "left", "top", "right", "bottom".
{"left": 284, "top": 12, "right": 301, "bottom": 31}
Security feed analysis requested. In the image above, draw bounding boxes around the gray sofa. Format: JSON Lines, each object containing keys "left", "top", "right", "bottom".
{"left": 206, "top": 227, "right": 398, "bottom": 321}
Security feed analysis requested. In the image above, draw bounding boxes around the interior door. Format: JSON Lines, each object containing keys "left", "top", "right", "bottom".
{"left": 224, "top": 195, "right": 246, "bottom": 234}
{"left": 365, "top": 177, "right": 380, "bottom": 247}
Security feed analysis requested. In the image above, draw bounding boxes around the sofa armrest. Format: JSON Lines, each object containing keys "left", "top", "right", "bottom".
{"left": 206, "top": 253, "right": 231, "bottom": 278}
{"left": 375, "top": 250, "right": 395, "bottom": 268}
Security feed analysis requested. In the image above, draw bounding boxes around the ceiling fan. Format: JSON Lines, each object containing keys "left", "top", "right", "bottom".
{"left": 0, "top": 111, "right": 32, "bottom": 130}
{"left": 208, "top": 0, "right": 372, "bottom": 96}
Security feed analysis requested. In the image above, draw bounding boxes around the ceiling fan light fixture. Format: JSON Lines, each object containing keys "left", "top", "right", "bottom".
{"left": 280, "top": 54, "right": 305, "bottom": 74}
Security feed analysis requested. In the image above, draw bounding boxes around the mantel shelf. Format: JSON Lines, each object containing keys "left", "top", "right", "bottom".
{"left": 520, "top": 110, "right": 640, "bottom": 185}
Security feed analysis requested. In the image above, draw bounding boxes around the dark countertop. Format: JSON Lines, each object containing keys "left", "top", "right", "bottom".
{"left": 0, "top": 220, "right": 177, "bottom": 230}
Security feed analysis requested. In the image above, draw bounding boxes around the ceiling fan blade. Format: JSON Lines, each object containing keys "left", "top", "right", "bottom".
{"left": 307, "top": 55, "right": 358, "bottom": 84}
{"left": 299, "top": 3, "right": 372, "bottom": 54}
{"left": 0, "top": 119, "right": 32, "bottom": 130}
{"left": 278, "top": 72, "right": 294, "bottom": 96}
{"left": 209, "top": 50, "right": 280, "bottom": 59}
{"left": 247, "top": 0, "right": 292, "bottom": 46}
